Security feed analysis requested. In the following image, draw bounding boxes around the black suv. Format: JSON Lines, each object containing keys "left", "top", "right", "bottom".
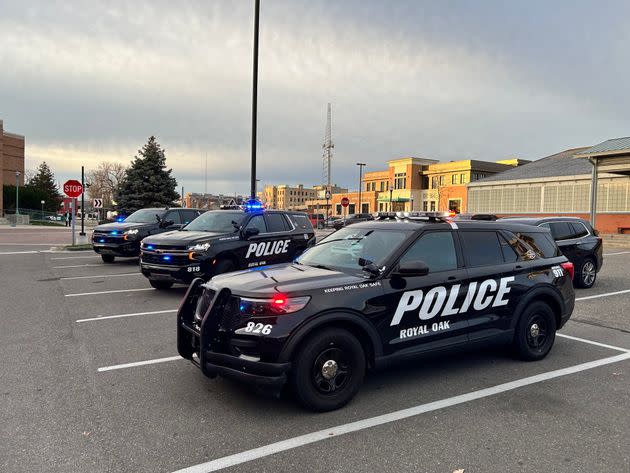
{"left": 91, "top": 207, "right": 203, "bottom": 263}
{"left": 332, "top": 213, "right": 374, "bottom": 230}
{"left": 140, "top": 209, "right": 316, "bottom": 289}
{"left": 501, "top": 217, "right": 602, "bottom": 288}
{"left": 177, "top": 212, "right": 575, "bottom": 411}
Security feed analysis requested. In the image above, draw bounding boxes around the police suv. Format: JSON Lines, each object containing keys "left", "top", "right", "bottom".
{"left": 140, "top": 206, "right": 316, "bottom": 289}
{"left": 91, "top": 207, "right": 202, "bottom": 263}
{"left": 177, "top": 212, "right": 576, "bottom": 411}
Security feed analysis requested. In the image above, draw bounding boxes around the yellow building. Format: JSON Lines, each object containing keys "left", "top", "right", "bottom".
{"left": 262, "top": 184, "right": 318, "bottom": 210}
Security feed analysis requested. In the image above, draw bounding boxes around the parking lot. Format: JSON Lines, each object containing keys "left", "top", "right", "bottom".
{"left": 1, "top": 229, "right": 630, "bottom": 473}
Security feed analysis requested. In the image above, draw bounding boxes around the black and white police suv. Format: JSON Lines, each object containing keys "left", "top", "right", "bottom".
{"left": 177, "top": 212, "right": 576, "bottom": 411}
{"left": 140, "top": 205, "right": 316, "bottom": 289}
{"left": 92, "top": 207, "right": 202, "bottom": 263}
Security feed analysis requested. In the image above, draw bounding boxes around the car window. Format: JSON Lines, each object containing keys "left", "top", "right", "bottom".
{"left": 245, "top": 214, "right": 267, "bottom": 233}
{"left": 266, "top": 213, "right": 289, "bottom": 232}
{"left": 517, "top": 231, "right": 560, "bottom": 258}
{"left": 289, "top": 214, "right": 313, "bottom": 231}
{"left": 165, "top": 211, "right": 181, "bottom": 224}
{"left": 460, "top": 231, "right": 504, "bottom": 266}
{"left": 546, "top": 222, "right": 574, "bottom": 240}
{"left": 498, "top": 233, "right": 519, "bottom": 262}
{"left": 399, "top": 231, "right": 457, "bottom": 272}
{"left": 502, "top": 231, "right": 536, "bottom": 260}
{"left": 570, "top": 222, "right": 589, "bottom": 238}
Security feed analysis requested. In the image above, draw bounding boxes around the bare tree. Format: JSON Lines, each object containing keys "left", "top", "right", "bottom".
{"left": 86, "top": 162, "right": 126, "bottom": 209}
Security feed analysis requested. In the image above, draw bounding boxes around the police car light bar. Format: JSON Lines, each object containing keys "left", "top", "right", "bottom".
{"left": 243, "top": 199, "right": 264, "bottom": 212}
{"left": 373, "top": 211, "right": 450, "bottom": 222}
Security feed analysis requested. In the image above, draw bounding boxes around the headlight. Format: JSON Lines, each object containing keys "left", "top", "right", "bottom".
{"left": 125, "top": 229, "right": 139, "bottom": 235}
{"left": 238, "top": 295, "right": 311, "bottom": 316}
{"left": 187, "top": 242, "right": 211, "bottom": 251}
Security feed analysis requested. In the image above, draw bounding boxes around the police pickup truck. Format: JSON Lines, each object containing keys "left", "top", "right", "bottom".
{"left": 91, "top": 207, "right": 202, "bottom": 263}
{"left": 140, "top": 206, "right": 316, "bottom": 289}
{"left": 177, "top": 212, "right": 575, "bottom": 411}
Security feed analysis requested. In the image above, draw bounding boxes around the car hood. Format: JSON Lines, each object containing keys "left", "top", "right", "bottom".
{"left": 208, "top": 263, "right": 366, "bottom": 296}
{"left": 143, "top": 230, "right": 236, "bottom": 246}
{"left": 94, "top": 222, "right": 150, "bottom": 232}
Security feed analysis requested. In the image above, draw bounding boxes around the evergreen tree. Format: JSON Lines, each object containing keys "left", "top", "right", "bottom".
{"left": 115, "top": 136, "right": 179, "bottom": 214}
{"left": 28, "top": 162, "right": 62, "bottom": 211}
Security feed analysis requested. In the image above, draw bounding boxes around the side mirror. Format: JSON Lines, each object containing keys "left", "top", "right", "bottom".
{"left": 394, "top": 260, "right": 429, "bottom": 277}
{"left": 241, "top": 227, "right": 260, "bottom": 239}
{"left": 160, "top": 220, "right": 174, "bottom": 228}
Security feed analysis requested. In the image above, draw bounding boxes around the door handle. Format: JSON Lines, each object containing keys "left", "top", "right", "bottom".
{"left": 515, "top": 265, "right": 523, "bottom": 270}
{"left": 447, "top": 276, "right": 457, "bottom": 281}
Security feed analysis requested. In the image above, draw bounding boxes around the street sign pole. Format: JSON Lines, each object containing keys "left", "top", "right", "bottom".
{"left": 71, "top": 198, "right": 76, "bottom": 246}
{"left": 80, "top": 166, "right": 86, "bottom": 236}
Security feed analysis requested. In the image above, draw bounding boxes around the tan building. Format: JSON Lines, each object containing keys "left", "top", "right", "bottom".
{"left": 0, "top": 120, "right": 26, "bottom": 215}
{"left": 262, "top": 184, "right": 318, "bottom": 210}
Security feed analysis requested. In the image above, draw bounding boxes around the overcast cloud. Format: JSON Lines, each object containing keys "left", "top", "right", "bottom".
{"left": 1, "top": 0, "right": 630, "bottom": 194}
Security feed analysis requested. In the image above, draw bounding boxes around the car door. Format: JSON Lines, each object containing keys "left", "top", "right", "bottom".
{"left": 381, "top": 229, "right": 469, "bottom": 355}
{"left": 458, "top": 229, "right": 523, "bottom": 341}
{"left": 238, "top": 214, "right": 272, "bottom": 268}
{"left": 261, "top": 213, "right": 295, "bottom": 264}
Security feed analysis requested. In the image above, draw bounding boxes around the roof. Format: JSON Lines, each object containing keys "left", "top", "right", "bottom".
{"left": 469, "top": 147, "right": 592, "bottom": 183}
{"left": 351, "top": 219, "right": 548, "bottom": 233}
{"left": 574, "top": 137, "right": 630, "bottom": 157}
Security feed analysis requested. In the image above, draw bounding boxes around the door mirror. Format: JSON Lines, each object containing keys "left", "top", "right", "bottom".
{"left": 242, "top": 227, "right": 260, "bottom": 239}
{"left": 394, "top": 260, "right": 429, "bottom": 277}
{"left": 160, "top": 219, "right": 174, "bottom": 228}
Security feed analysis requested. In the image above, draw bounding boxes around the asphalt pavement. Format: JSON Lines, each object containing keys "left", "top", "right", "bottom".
{"left": 1, "top": 232, "right": 629, "bottom": 473}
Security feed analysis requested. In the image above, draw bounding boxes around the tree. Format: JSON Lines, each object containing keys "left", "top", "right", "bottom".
{"left": 86, "top": 162, "right": 126, "bottom": 209}
{"left": 115, "top": 136, "right": 179, "bottom": 214}
{"left": 28, "top": 162, "right": 62, "bottom": 211}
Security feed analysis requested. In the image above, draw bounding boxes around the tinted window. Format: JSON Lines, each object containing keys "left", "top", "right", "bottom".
{"left": 266, "top": 213, "right": 289, "bottom": 232}
{"left": 181, "top": 210, "right": 201, "bottom": 224}
{"left": 460, "top": 231, "right": 504, "bottom": 266}
{"left": 502, "top": 231, "right": 536, "bottom": 260}
{"left": 165, "top": 211, "right": 181, "bottom": 225}
{"left": 124, "top": 209, "right": 166, "bottom": 223}
{"left": 498, "top": 233, "right": 519, "bottom": 262}
{"left": 570, "top": 222, "right": 589, "bottom": 238}
{"left": 399, "top": 232, "right": 457, "bottom": 272}
{"left": 245, "top": 214, "right": 267, "bottom": 233}
{"left": 290, "top": 214, "right": 313, "bottom": 230}
{"left": 517, "top": 231, "right": 559, "bottom": 258}
{"left": 546, "top": 222, "right": 574, "bottom": 240}
{"left": 183, "top": 212, "right": 243, "bottom": 232}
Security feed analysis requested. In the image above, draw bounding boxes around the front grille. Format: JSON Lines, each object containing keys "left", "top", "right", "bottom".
{"left": 219, "top": 296, "right": 247, "bottom": 331}
{"left": 142, "top": 252, "right": 189, "bottom": 265}
{"left": 93, "top": 234, "right": 124, "bottom": 244}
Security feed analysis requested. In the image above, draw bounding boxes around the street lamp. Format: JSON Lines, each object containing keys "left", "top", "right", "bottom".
{"left": 15, "top": 171, "right": 21, "bottom": 215}
{"left": 41, "top": 200, "right": 45, "bottom": 221}
{"left": 356, "top": 163, "right": 366, "bottom": 214}
{"left": 389, "top": 178, "right": 393, "bottom": 212}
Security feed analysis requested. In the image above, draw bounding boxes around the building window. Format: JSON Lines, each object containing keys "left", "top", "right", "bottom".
{"left": 431, "top": 176, "right": 438, "bottom": 189}
{"left": 335, "top": 204, "right": 342, "bottom": 215}
{"left": 380, "top": 181, "right": 385, "bottom": 192}
{"left": 452, "top": 174, "right": 458, "bottom": 185}
{"left": 423, "top": 201, "right": 428, "bottom": 211}
{"left": 430, "top": 201, "right": 436, "bottom": 211}
{"left": 394, "top": 172, "right": 406, "bottom": 189}
{"left": 439, "top": 175, "right": 445, "bottom": 186}
{"left": 460, "top": 173, "right": 466, "bottom": 184}
{"left": 361, "top": 203, "right": 369, "bottom": 213}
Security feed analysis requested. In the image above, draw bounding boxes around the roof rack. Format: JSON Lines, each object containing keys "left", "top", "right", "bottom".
{"left": 373, "top": 211, "right": 450, "bottom": 223}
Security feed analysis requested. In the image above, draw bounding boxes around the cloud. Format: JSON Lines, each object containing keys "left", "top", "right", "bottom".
{"left": 3, "top": 0, "right": 630, "bottom": 194}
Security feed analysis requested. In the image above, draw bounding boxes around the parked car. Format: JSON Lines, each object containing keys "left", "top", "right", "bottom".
{"left": 332, "top": 213, "right": 374, "bottom": 230}
{"left": 500, "top": 216, "right": 602, "bottom": 288}
{"left": 307, "top": 213, "right": 326, "bottom": 229}
{"left": 452, "top": 213, "right": 498, "bottom": 221}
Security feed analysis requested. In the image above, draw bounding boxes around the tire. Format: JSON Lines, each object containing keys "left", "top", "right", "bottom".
{"left": 101, "top": 254, "right": 115, "bottom": 264}
{"left": 513, "top": 302, "right": 557, "bottom": 361}
{"left": 575, "top": 258, "right": 597, "bottom": 289}
{"left": 212, "top": 258, "right": 235, "bottom": 277}
{"left": 149, "top": 279, "right": 173, "bottom": 290}
{"left": 291, "top": 328, "right": 365, "bottom": 412}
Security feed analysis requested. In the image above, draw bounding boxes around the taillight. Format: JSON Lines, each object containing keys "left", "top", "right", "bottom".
{"left": 561, "top": 262, "right": 574, "bottom": 280}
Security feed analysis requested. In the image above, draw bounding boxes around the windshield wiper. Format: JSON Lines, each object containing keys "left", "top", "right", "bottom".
{"left": 306, "top": 263, "right": 335, "bottom": 271}
{"left": 315, "top": 237, "right": 362, "bottom": 246}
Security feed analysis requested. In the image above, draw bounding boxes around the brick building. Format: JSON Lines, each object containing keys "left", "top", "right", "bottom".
{"left": 0, "top": 120, "right": 26, "bottom": 215}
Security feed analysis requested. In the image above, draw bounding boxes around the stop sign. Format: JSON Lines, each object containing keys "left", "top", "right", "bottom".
{"left": 63, "top": 180, "right": 83, "bottom": 198}
{"left": 341, "top": 197, "right": 350, "bottom": 208}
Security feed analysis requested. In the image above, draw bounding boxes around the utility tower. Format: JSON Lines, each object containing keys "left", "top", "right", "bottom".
{"left": 322, "top": 103, "right": 334, "bottom": 193}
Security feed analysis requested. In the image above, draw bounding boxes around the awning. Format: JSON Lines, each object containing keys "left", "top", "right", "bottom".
{"left": 377, "top": 196, "right": 409, "bottom": 202}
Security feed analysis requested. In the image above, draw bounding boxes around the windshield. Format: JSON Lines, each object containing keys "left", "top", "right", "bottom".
{"left": 124, "top": 209, "right": 166, "bottom": 223}
{"left": 296, "top": 227, "right": 411, "bottom": 272}
{"left": 183, "top": 211, "right": 245, "bottom": 232}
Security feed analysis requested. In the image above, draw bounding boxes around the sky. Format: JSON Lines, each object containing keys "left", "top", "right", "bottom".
{"left": 2, "top": 0, "right": 630, "bottom": 195}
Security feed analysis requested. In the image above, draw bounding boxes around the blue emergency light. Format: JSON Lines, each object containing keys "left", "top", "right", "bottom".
{"left": 99, "top": 239, "right": 105, "bottom": 243}
{"left": 116, "top": 216, "right": 125, "bottom": 222}
{"left": 162, "top": 255, "right": 172, "bottom": 262}
{"left": 146, "top": 244, "right": 154, "bottom": 250}
{"left": 244, "top": 199, "right": 264, "bottom": 212}
{"left": 111, "top": 231, "right": 119, "bottom": 235}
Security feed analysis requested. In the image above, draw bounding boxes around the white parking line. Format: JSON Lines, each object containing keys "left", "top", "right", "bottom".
{"left": 557, "top": 333, "right": 630, "bottom": 353}
{"left": 576, "top": 288, "right": 630, "bottom": 301}
{"left": 65, "top": 288, "right": 154, "bottom": 297}
{"left": 0, "top": 250, "right": 39, "bottom": 255}
{"left": 51, "top": 255, "right": 100, "bottom": 260}
{"left": 603, "top": 251, "right": 630, "bottom": 256}
{"left": 76, "top": 309, "right": 177, "bottom": 323}
{"left": 171, "top": 351, "right": 630, "bottom": 473}
{"left": 53, "top": 264, "right": 104, "bottom": 269}
{"left": 0, "top": 243, "right": 66, "bottom": 246}
{"left": 60, "top": 273, "right": 142, "bottom": 281}
{"left": 97, "top": 356, "right": 182, "bottom": 372}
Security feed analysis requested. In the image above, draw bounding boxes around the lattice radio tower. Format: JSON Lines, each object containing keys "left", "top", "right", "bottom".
{"left": 322, "top": 103, "right": 334, "bottom": 191}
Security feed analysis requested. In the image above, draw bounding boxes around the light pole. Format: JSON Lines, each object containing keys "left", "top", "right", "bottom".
{"left": 356, "top": 163, "right": 366, "bottom": 214}
{"left": 250, "top": 0, "right": 260, "bottom": 201}
{"left": 389, "top": 179, "right": 393, "bottom": 212}
{"left": 15, "top": 171, "right": 21, "bottom": 215}
{"left": 41, "top": 200, "right": 45, "bottom": 220}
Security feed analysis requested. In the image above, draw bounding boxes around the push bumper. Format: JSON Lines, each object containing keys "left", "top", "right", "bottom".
{"left": 92, "top": 241, "right": 139, "bottom": 257}
{"left": 140, "top": 262, "right": 204, "bottom": 284}
{"left": 177, "top": 279, "right": 290, "bottom": 396}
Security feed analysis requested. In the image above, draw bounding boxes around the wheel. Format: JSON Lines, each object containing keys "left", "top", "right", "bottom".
{"left": 212, "top": 258, "right": 235, "bottom": 276}
{"left": 101, "top": 254, "right": 115, "bottom": 263}
{"left": 513, "top": 302, "right": 557, "bottom": 361}
{"left": 291, "top": 328, "right": 365, "bottom": 412}
{"left": 149, "top": 279, "right": 173, "bottom": 290}
{"left": 575, "top": 259, "right": 597, "bottom": 289}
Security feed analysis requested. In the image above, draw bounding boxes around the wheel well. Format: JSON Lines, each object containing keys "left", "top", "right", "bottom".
{"left": 535, "top": 293, "right": 562, "bottom": 328}
{"left": 291, "top": 320, "right": 377, "bottom": 369}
